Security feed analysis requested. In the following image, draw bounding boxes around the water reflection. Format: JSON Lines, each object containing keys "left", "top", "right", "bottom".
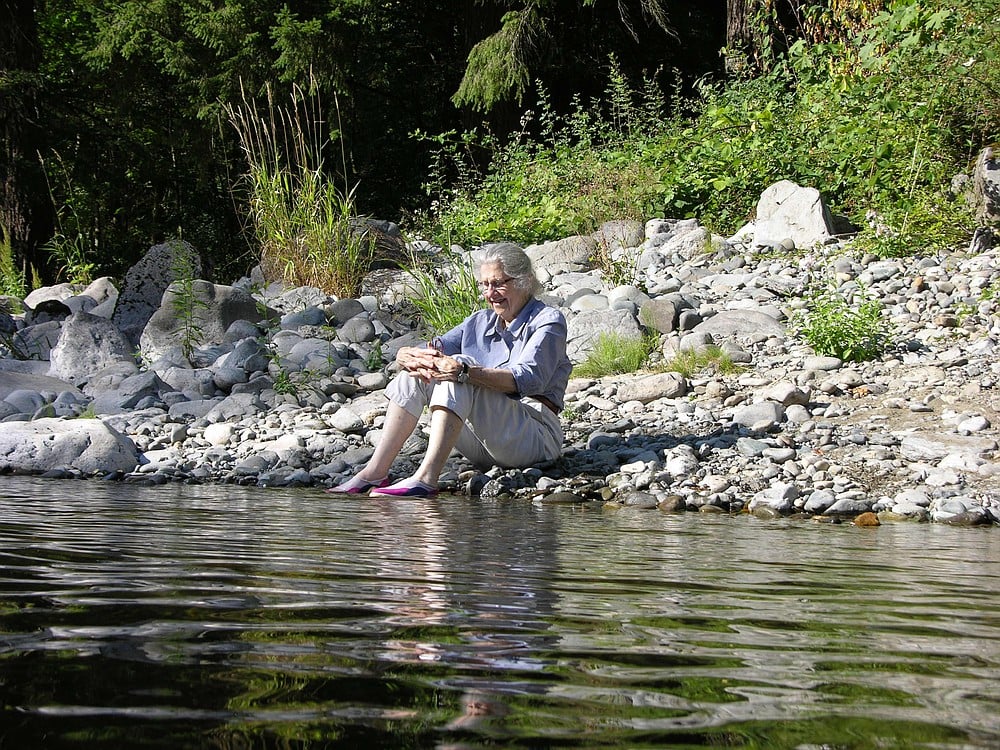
{"left": 0, "top": 476, "right": 998, "bottom": 748}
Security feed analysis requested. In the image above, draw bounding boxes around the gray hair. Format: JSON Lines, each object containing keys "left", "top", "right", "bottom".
{"left": 474, "top": 242, "right": 543, "bottom": 297}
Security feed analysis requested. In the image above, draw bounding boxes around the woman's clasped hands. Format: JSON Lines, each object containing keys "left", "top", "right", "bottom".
{"left": 396, "top": 342, "right": 461, "bottom": 383}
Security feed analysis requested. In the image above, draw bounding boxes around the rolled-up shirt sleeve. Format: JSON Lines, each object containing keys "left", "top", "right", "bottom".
{"left": 507, "top": 316, "right": 568, "bottom": 398}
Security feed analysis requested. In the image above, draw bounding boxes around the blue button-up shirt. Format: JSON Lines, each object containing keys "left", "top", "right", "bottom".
{"left": 433, "top": 298, "right": 572, "bottom": 410}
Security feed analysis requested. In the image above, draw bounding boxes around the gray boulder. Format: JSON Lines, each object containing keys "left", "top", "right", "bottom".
{"left": 339, "top": 315, "right": 377, "bottom": 344}
{"left": 280, "top": 306, "right": 327, "bottom": 330}
{"left": 139, "top": 280, "right": 264, "bottom": 363}
{"left": 327, "top": 298, "right": 366, "bottom": 324}
{"left": 157, "top": 365, "right": 219, "bottom": 398}
{"left": 643, "top": 224, "right": 714, "bottom": 266}
{"left": 48, "top": 312, "right": 135, "bottom": 385}
{"left": 112, "top": 240, "right": 203, "bottom": 345}
{"left": 592, "top": 219, "right": 644, "bottom": 250}
{"left": 89, "top": 370, "right": 174, "bottom": 414}
{"left": 566, "top": 308, "right": 643, "bottom": 363}
{"left": 12, "top": 320, "right": 63, "bottom": 360}
{"left": 267, "top": 285, "right": 330, "bottom": 314}
{"left": 3, "top": 388, "right": 48, "bottom": 414}
{"left": 644, "top": 218, "right": 702, "bottom": 250}
{"left": 693, "top": 309, "right": 786, "bottom": 345}
{"left": 972, "top": 146, "right": 1000, "bottom": 226}
{"left": 639, "top": 298, "right": 678, "bottom": 333}
{"left": 617, "top": 372, "right": 687, "bottom": 403}
{"left": 749, "top": 481, "right": 798, "bottom": 513}
{"left": 0, "top": 366, "right": 82, "bottom": 404}
{"left": 204, "top": 392, "right": 267, "bottom": 423}
{"left": 732, "top": 401, "right": 786, "bottom": 431}
{"left": 24, "top": 283, "right": 80, "bottom": 309}
{"left": 526, "top": 236, "right": 598, "bottom": 277}
{"left": 24, "top": 298, "right": 72, "bottom": 325}
{"left": 78, "top": 277, "right": 120, "bottom": 318}
{"left": 0, "top": 417, "right": 138, "bottom": 474}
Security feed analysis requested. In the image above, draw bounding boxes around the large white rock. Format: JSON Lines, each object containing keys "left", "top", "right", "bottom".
{"left": 753, "top": 180, "right": 836, "bottom": 249}
{"left": 972, "top": 146, "right": 1000, "bottom": 226}
{"left": 0, "top": 418, "right": 138, "bottom": 474}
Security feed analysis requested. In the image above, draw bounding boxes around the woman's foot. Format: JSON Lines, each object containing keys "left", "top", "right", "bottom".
{"left": 325, "top": 475, "right": 389, "bottom": 494}
{"left": 369, "top": 477, "right": 438, "bottom": 498}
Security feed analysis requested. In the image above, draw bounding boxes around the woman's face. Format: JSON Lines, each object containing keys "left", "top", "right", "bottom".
{"left": 478, "top": 261, "right": 531, "bottom": 324}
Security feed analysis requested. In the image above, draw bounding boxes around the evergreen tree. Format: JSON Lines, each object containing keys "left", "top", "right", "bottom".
{"left": 1, "top": 0, "right": 52, "bottom": 280}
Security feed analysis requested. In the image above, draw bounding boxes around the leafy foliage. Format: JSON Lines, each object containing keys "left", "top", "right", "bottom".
{"left": 795, "top": 287, "right": 889, "bottom": 362}
{"left": 423, "top": 0, "right": 999, "bottom": 256}
{"left": 453, "top": 9, "right": 541, "bottom": 111}
{"left": 12, "top": 0, "right": 998, "bottom": 291}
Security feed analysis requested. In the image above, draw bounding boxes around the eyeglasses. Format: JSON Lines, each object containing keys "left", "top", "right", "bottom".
{"left": 478, "top": 276, "right": 515, "bottom": 292}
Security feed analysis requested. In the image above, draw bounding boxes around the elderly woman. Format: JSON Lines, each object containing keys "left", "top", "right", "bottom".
{"left": 329, "top": 243, "right": 572, "bottom": 497}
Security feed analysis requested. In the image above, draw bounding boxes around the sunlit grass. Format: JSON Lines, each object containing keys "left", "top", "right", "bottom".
{"left": 572, "top": 332, "right": 658, "bottom": 378}
{"left": 226, "top": 82, "right": 375, "bottom": 297}
{"left": 663, "top": 345, "right": 741, "bottom": 378}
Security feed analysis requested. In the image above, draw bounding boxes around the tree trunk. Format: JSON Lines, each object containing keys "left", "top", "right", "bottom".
{"left": 1, "top": 0, "right": 53, "bottom": 283}
{"left": 725, "top": 0, "right": 769, "bottom": 74}
{"left": 726, "top": 0, "right": 753, "bottom": 56}
{"left": 726, "top": 0, "right": 816, "bottom": 74}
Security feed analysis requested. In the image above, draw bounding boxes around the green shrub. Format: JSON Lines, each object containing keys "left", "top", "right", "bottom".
{"left": 795, "top": 287, "right": 889, "bottom": 362}
{"left": 415, "top": 61, "right": 669, "bottom": 248}
{"left": 573, "top": 332, "right": 658, "bottom": 378}
{"left": 419, "top": 0, "right": 998, "bottom": 256}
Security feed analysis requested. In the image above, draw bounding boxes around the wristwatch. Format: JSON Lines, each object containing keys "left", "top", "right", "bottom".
{"left": 457, "top": 362, "right": 470, "bottom": 383}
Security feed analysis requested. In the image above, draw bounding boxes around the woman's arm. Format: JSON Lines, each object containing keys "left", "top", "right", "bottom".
{"left": 462, "top": 363, "right": 517, "bottom": 393}
{"left": 413, "top": 348, "right": 518, "bottom": 394}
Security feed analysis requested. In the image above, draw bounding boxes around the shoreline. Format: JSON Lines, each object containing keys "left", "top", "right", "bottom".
{"left": 1, "top": 209, "right": 998, "bottom": 527}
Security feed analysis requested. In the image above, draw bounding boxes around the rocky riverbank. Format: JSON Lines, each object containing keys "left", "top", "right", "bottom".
{"left": 2, "top": 179, "right": 999, "bottom": 527}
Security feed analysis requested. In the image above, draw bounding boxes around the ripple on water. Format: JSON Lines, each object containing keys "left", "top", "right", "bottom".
{"left": 0, "top": 476, "right": 998, "bottom": 748}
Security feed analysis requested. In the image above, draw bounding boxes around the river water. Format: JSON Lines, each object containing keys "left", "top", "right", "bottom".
{"left": 0, "top": 476, "right": 998, "bottom": 749}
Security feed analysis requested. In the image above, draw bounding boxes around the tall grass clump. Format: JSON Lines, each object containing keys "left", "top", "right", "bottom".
{"left": 406, "top": 252, "right": 483, "bottom": 335}
{"left": 0, "top": 224, "right": 27, "bottom": 298}
{"left": 226, "top": 82, "right": 375, "bottom": 297}
{"left": 420, "top": 0, "right": 999, "bottom": 255}
{"left": 573, "top": 332, "right": 658, "bottom": 379}
{"left": 39, "top": 150, "right": 97, "bottom": 285}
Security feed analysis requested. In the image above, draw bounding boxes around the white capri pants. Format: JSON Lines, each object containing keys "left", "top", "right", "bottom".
{"left": 386, "top": 372, "right": 564, "bottom": 470}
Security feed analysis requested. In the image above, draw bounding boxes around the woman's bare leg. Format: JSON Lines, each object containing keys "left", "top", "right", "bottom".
{"left": 411, "top": 406, "right": 465, "bottom": 488}
{"left": 354, "top": 400, "right": 419, "bottom": 482}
